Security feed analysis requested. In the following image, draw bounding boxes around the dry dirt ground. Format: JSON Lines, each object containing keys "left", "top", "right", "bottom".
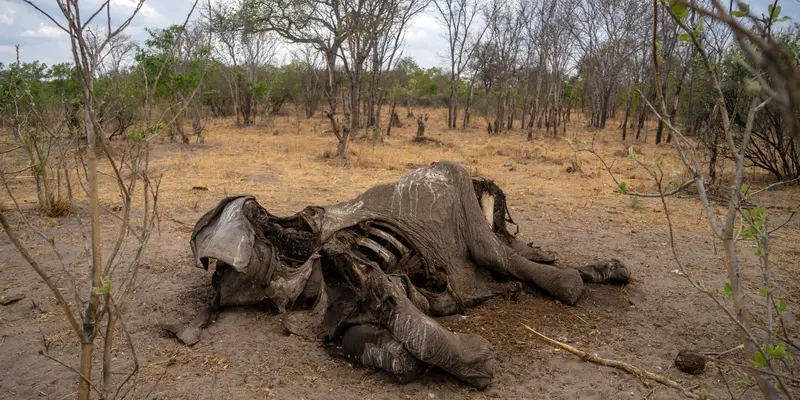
{"left": 1, "top": 108, "right": 799, "bottom": 399}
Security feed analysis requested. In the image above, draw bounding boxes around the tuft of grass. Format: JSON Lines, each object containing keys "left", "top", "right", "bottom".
{"left": 45, "top": 197, "right": 71, "bottom": 218}
{"left": 630, "top": 197, "right": 647, "bottom": 212}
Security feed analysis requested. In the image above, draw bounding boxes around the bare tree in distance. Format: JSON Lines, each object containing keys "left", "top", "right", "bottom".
{"left": 364, "top": 0, "right": 427, "bottom": 131}
{"left": 432, "top": 0, "right": 490, "bottom": 129}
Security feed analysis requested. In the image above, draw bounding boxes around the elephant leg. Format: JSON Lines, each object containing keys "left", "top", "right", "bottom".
{"left": 341, "top": 256, "right": 495, "bottom": 389}
{"left": 577, "top": 259, "right": 631, "bottom": 284}
{"left": 468, "top": 236, "right": 584, "bottom": 305}
{"left": 341, "top": 324, "right": 427, "bottom": 383}
{"left": 380, "top": 293, "right": 495, "bottom": 389}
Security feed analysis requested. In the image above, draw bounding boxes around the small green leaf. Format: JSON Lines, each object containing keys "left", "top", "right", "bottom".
{"left": 778, "top": 299, "right": 787, "bottom": 313}
{"left": 740, "top": 183, "right": 749, "bottom": 196}
{"left": 679, "top": 33, "right": 689, "bottom": 41}
{"left": 745, "top": 79, "right": 760, "bottom": 94}
{"left": 768, "top": 5, "right": 781, "bottom": 19}
{"left": 768, "top": 342, "right": 786, "bottom": 359}
{"left": 672, "top": 3, "right": 689, "bottom": 19}
{"left": 618, "top": 182, "right": 628, "bottom": 194}
{"left": 732, "top": 10, "right": 747, "bottom": 17}
{"left": 752, "top": 351, "right": 766, "bottom": 368}
{"left": 759, "top": 287, "right": 768, "bottom": 297}
{"left": 657, "top": 56, "right": 664, "bottom": 65}
{"left": 738, "top": 2, "right": 750, "bottom": 13}
{"left": 723, "top": 282, "right": 733, "bottom": 297}
{"left": 627, "top": 146, "right": 638, "bottom": 160}
{"left": 776, "top": 16, "right": 791, "bottom": 22}
{"left": 93, "top": 276, "right": 112, "bottom": 296}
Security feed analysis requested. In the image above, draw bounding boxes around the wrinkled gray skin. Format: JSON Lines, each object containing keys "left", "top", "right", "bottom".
{"left": 163, "top": 161, "right": 630, "bottom": 390}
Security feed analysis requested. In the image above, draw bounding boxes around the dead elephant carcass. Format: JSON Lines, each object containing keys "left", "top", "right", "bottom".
{"left": 164, "top": 161, "right": 631, "bottom": 389}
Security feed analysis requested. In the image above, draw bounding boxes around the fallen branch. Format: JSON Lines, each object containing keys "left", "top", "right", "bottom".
{"left": 521, "top": 323, "right": 708, "bottom": 399}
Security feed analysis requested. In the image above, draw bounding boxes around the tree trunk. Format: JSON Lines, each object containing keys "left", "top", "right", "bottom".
{"left": 622, "top": 107, "right": 629, "bottom": 141}
{"left": 521, "top": 88, "right": 530, "bottom": 129}
{"left": 349, "top": 68, "right": 362, "bottom": 130}
{"left": 448, "top": 74, "right": 458, "bottom": 129}
{"left": 600, "top": 90, "right": 610, "bottom": 129}
{"left": 506, "top": 94, "right": 514, "bottom": 130}
{"left": 462, "top": 78, "right": 476, "bottom": 129}
{"left": 526, "top": 116, "right": 534, "bottom": 141}
{"left": 337, "top": 112, "right": 351, "bottom": 158}
{"left": 566, "top": 102, "right": 572, "bottom": 122}
{"left": 387, "top": 101, "right": 400, "bottom": 137}
{"left": 636, "top": 107, "right": 646, "bottom": 140}
{"left": 80, "top": 93, "right": 103, "bottom": 400}
{"left": 655, "top": 120, "right": 664, "bottom": 144}
{"left": 708, "top": 125, "right": 718, "bottom": 184}
{"left": 416, "top": 114, "right": 428, "bottom": 137}
{"left": 494, "top": 92, "right": 504, "bottom": 134}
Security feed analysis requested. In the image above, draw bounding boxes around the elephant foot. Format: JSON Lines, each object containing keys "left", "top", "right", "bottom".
{"left": 161, "top": 307, "right": 217, "bottom": 346}
{"left": 548, "top": 267, "right": 584, "bottom": 306}
{"left": 577, "top": 259, "right": 631, "bottom": 284}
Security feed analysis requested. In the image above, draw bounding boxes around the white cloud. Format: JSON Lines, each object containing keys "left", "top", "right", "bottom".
{"left": 0, "top": 12, "right": 13, "bottom": 25}
{"left": 0, "top": 0, "right": 15, "bottom": 25}
{"left": 21, "top": 23, "right": 66, "bottom": 38}
{"left": 110, "top": 0, "right": 160, "bottom": 20}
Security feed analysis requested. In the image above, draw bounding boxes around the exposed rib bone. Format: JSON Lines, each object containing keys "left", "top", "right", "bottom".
{"left": 368, "top": 227, "right": 410, "bottom": 260}
{"left": 357, "top": 237, "right": 397, "bottom": 268}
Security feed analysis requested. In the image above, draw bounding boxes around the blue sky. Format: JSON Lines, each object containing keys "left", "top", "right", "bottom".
{"left": 1, "top": 0, "right": 798, "bottom": 69}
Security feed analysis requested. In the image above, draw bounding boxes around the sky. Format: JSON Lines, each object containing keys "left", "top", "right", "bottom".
{"left": 1, "top": 0, "right": 799, "bottom": 70}
{"left": 0, "top": 0, "right": 447, "bottom": 69}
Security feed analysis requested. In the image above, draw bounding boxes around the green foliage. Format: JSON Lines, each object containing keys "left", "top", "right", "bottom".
{"left": 752, "top": 342, "right": 791, "bottom": 369}
{"left": 739, "top": 183, "right": 750, "bottom": 197}
{"left": 136, "top": 25, "right": 209, "bottom": 99}
{"left": 93, "top": 276, "right": 112, "bottom": 296}
{"left": 740, "top": 205, "right": 767, "bottom": 255}
{"left": 721, "top": 282, "right": 733, "bottom": 297}
{"left": 627, "top": 146, "right": 639, "bottom": 161}
{"left": 671, "top": 3, "right": 688, "bottom": 19}
{"left": 752, "top": 350, "right": 766, "bottom": 368}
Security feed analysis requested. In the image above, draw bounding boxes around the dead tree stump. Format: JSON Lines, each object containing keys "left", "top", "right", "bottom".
{"left": 416, "top": 114, "right": 429, "bottom": 137}
{"left": 391, "top": 111, "right": 404, "bottom": 128}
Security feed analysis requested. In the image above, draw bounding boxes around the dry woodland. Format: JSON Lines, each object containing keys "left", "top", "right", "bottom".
{"left": 1, "top": 0, "right": 799, "bottom": 399}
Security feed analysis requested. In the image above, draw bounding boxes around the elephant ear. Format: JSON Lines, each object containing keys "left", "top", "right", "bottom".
{"left": 191, "top": 196, "right": 256, "bottom": 272}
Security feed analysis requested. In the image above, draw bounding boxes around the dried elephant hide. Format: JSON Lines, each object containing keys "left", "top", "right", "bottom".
{"left": 163, "top": 161, "right": 630, "bottom": 389}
